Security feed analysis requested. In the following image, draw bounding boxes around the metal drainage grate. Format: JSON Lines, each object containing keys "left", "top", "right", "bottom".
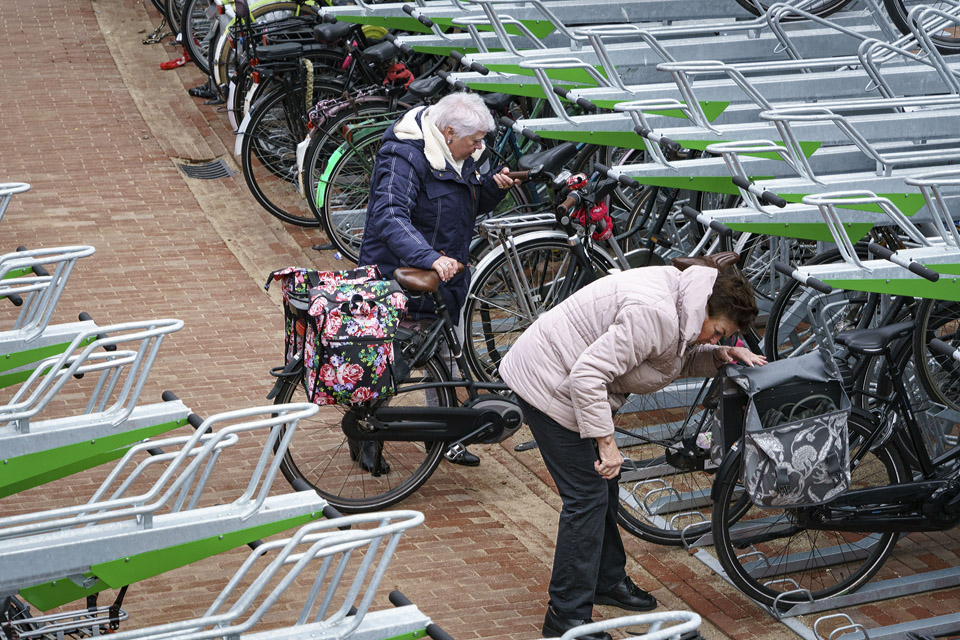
{"left": 176, "top": 158, "right": 235, "bottom": 180}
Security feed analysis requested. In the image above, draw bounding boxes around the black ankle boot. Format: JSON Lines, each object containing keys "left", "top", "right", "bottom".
{"left": 542, "top": 605, "right": 612, "bottom": 640}
{"left": 347, "top": 439, "right": 390, "bottom": 474}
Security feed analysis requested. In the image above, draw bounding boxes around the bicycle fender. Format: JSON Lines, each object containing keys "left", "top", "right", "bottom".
{"left": 235, "top": 111, "right": 253, "bottom": 156}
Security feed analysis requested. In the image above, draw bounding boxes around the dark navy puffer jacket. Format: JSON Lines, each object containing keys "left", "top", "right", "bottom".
{"left": 358, "top": 108, "right": 506, "bottom": 318}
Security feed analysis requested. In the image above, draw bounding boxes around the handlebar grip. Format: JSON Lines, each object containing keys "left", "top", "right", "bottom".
{"left": 731, "top": 175, "right": 786, "bottom": 208}
{"left": 557, "top": 193, "right": 580, "bottom": 217}
{"left": 505, "top": 170, "right": 528, "bottom": 181}
{"left": 867, "top": 241, "right": 940, "bottom": 282}
{"left": 384, "top": 33, "right": 413, "bottom": 55}
{"left": 389, "top": 591, "right": 413, "bottom": 607}
{"left": 634, "top": 126, "right": 681, "bottom": 153}
{"left": 437, "top": 70, "right": 467, "bottom": 92}
{"left": 773, "top": 261, "right": 833, "bottom": 294}
{"left": 679, "top": 205, "right": 733, "bottom": 237}
{"left": 322, "top": 12, "right": 337, "bottom": 23}
{"left": 930, "top": 338, "right": 960, "bottom": 361}
{"left": 553, "top": 86, "right": 597, "bottom": 112}
{"left": 426, "top": 624, "right": 456, "bottom": 640}
{"left": 78, "top": 311, "right": 118, "bottom": 352}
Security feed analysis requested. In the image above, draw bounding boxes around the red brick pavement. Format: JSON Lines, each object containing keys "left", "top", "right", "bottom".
{"left": 3, "top": 1, "right": 960, "bottom": 638}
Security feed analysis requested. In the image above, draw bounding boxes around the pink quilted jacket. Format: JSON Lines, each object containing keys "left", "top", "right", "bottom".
{"left": 498, "top": 265, "right": 724, "bottom": 439}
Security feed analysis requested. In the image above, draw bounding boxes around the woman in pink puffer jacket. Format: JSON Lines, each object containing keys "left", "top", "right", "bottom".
{"left": 499, "top": 264, "right": 766, "bottom": 640}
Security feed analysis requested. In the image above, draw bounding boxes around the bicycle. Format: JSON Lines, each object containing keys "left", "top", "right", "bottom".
{"left": 267, "top": 264, "right": 524, "bottom": 513}
{"left": 709, "top": 267, "right": 960, "bottom": 610}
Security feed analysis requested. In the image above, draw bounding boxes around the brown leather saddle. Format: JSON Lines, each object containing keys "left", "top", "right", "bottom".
{"left": 670, "top": 252, "right": 740, "bottom": 272}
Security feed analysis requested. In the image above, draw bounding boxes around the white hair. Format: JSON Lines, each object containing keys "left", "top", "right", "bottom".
{"left": 429, "top": 93, "right": 495, "bottom": 137}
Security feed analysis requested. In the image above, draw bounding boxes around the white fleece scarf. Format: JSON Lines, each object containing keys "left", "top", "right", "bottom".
{"left": 393, "top": 106, "right": 484, "bottom": 177}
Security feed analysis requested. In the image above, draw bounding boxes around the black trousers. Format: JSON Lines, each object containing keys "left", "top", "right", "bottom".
{"left": 518, "top": 397, "right": 627, "bottom": 619}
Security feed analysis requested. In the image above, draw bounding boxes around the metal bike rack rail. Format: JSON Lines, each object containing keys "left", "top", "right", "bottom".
{"left": 0, "top": 182, "right": 29, "bottom": 226}
{"left": 0, "top": 403, "right": 326, "bottom": 611}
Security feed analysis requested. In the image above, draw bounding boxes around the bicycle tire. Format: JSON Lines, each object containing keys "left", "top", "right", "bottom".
{"left": 462, "top": 235, "right": 618, "bottom": 382}
{"left": 164, "top": 0, "right": 187, "bottom": 37}
{"left": 274, "top": 351, "right": 453, "bottom": 513}
{"left": 320, "top": 130, "right": 384, "bottom": 262}
{"left": 616, "top": 377, "right": 729, "bottom": 546}
{"left": 734, "top": 0, "right": 854, "bottom": 19}
{"left": 711, "top": 410, "right": 906, "bottom": 609}
{"left": 241, "top": 80, "right": 344, "bottom": 226}
{"left": 762, "top": 247, "right": 873, "bottom": 361}
{"left": 182, "top": 0, "right": 217, "bottom": 76}
{"left": 912, "top": 297, "right": 960, "bottom": 412}
{"left": 883, "top": 0, "right": 960, "bottom": 55}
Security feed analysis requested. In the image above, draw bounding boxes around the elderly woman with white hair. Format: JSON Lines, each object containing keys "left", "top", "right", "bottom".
{"left": 356, "top": 92, "right": 519, "bottom": 468}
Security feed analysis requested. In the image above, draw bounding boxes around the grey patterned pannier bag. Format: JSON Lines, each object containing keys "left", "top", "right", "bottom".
{"left": 724, "top": 350, "right": 851, "bottom": 509}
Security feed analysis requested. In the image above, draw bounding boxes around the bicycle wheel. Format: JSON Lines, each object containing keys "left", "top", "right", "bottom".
{"left": 241, "top": 80, "right": 343, "bottom": 226}
{"left": 275, "top": 352, "right": 453, "bottom": 513}
{"left": 620, "top": 186, "right": 706, "bottom": 268}
{"left": 182, "top": 0, "right": 217, "bottom": 76}
{"left": 463, "top": 236, "right": 618, "bottom": 382}
{"left": 913, "top": 298, "right": 960, "bottom": 412}
{"left": 616, "top": 377, "right": 727, "bottom": 546}
{"left": 320, "top": 130, "right": 386, "bottom": 262}
{"left": 164, "top": 0, "right": 188, "bottom": 37}
{"left": 883, "top": 0, "right": 960, "bottom": 55}
{"left": 711, "top": 411, "right": 907, "bottom": 609}
{"left": 762, "top": 248, "right": 873, "bottom": 361}
{"left": 735, "top": 0, "right": 854, "bottom": 18}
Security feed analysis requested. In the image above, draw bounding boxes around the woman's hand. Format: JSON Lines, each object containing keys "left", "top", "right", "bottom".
{"left": 717, "top": 345, "right": 767, "bottom": 367}
{"left": 493, "top": 166, "right": 521, "bottom": 190}
{"left": 431, "top": 255, "right": 461, "bottom": 282}
{"left": 594, "top": 435, "right": 623, "bottom": 479}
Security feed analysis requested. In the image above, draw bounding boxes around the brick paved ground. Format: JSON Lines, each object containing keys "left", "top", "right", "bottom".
{"left": 2, "top": 1, "right": 960, "bottom": 638}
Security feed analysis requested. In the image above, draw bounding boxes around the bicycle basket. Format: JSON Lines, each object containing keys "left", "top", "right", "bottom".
{"left": 266, "top": 266, "right": 408, "bottom": 405}
{"left": 724, "top": 350, "right": 851, "bottom": 508}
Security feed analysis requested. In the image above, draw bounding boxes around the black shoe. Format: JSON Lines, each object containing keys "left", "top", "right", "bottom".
{"left": 188, "top": 84, "right": 218, "bottom": 99}
{"left": 347, "top": 439, "right": 390, "bottom": 474}
{"left": 594, "top": 577, "right": 657, "bottom": 612}
{"left": 542, "top": 605, "right": 612, "bottom": 640}
{"left": 447, "top": 448, "right": 480, "bottom": 466}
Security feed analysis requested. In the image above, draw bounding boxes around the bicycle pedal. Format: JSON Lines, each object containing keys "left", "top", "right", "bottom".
{"left": 444, "top": 443, "right": 466, "bottom": 462}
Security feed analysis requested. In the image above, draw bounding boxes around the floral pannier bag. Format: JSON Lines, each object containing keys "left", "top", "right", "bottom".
{"left": 266, "top": 266, "right": 408, "bottom": 405}
{"left": 721, "top": 350, "right": 851, "bottom": 509}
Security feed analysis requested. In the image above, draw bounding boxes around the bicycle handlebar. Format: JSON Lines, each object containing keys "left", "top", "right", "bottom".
{"left": 930, "top": 338, "right": 960, "bottom": 363}
{"left": 773, "top": 261, "right": 833, "bottom": 294}
{"left": 450, "top": 50, "right": 489, "bottom": 75}
{"left": 633, "top": 125, "right": 681, "bottom": 153}
{"left": 557, "top": 192, "right": 581, "bottom": 217}
{"left": 867, "top": 241, "right": 940, "bottom": 282}
{"left": 553, "top": 86, "right": 598, "bottom": 112}
{"left": 383, "top": 33, "right": 414, "bottom": 56}
{"left": 731, "top": 176, "right": 787, "bottom": 208}
{"left": 505, "top": 170, "right": 529, "bottom": 181}
{"left": 679, "top": 206, "right": 733, "bottom": 237}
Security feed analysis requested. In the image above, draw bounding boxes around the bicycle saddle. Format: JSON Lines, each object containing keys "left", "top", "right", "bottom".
{"left": 408, "top": 75, "right": 446, "bottom": 100}
{"left": 359, "top": 41, "right": 399, "bottom": 63}
{"left": 671, "top": 252, "right": 739, "bottom": 272}
{"left": 517, "top": 141, "right": 578, "bottom": 173}
{"left": 482, "top": 93, "right": 513, "bottom": 113}
{"left": 394, "top": 267, "right": 441, "bottom": 293}
{"left": 256, "top": 42, "right": 303, "bottom": 62}
{"left": 835, "top": 320, "right": 915, "bottom": 356}
{"left": 313, "top": 21, "right": 354, "bottom": 43}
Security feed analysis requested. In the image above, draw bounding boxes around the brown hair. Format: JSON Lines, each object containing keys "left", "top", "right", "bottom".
{"left": 707, "top": 269, "right": 758, "bottom": 333}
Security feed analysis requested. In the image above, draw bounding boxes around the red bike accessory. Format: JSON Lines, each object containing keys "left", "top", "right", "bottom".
{"left": 589, "top": 202, "right": 613, "bottom": 241}
{"left": 159, "top": 48, "right": 190, "bottom": 70}
{"left": 383, "top": 63, "right": 415, "bottom": 88}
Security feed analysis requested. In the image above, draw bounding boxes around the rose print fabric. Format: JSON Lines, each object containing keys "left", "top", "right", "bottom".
{"left": 267, "top": 266, "right": 408, "bottom": 405}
